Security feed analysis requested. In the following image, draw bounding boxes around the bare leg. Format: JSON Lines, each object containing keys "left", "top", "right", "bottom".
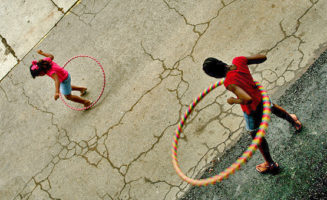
{"left": 65, "top": 94, "right": 91, "bottom": 107}
{"left": 71, "top": 85, "right": 87, "bottom": 96}
{"left": 250, "top": 131, "right": 274, "bottom": 164}
{"left": 250, "top": 131, "right": 279, "bottom": 173}
{"left": 271, "top": 103, "right": 302, "bottom": 131}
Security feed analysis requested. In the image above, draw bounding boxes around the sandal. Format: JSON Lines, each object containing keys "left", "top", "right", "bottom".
{"left": 256, "top": 162, "right": 280, "bottom": 175}
{"left": 290, "top": 114, "right": 302, "bottom": 132}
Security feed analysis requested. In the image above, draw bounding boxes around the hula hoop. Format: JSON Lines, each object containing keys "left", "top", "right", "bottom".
{"left": 59, "top": 55, "right": 106, "bottom": 111}
{"left": 171, "top": 79, "right": 271, "bottom": 186}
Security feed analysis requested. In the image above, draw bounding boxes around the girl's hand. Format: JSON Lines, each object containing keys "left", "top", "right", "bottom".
{"left": 227, "top": 97, "right": 236, "bottom": 105}
{"left": 54, "top": 93, "right": 60, "bottom": 100}
{"left": 38, "top": 50, "right": 54, "bottom": 60}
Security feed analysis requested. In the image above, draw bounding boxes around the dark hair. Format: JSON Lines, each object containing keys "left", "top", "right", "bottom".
{"left": 202, "top": 57, "right": 228, "bottom": 78}
{"left": 30, "top": 60, "right": 52, "bottom": 78}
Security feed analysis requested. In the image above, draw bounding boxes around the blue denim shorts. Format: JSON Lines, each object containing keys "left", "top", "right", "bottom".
{"left": 60, "top": 74, "right": 72, "bottom": 95}
{"left": 244, "top": 100, "right": 273, "bottom": 132}
{"left": 243, "top": 101, "right": 264, "bottom": 132}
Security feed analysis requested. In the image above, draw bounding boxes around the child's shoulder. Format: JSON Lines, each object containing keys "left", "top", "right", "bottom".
{"left": 232, "top": 56, "right": 247, "bottom": 64}
{"left": 232, "top": 56, "right": 248, "bottom": 70}
{"left": 43, "top": 57, "right": 53, "bottom": 63}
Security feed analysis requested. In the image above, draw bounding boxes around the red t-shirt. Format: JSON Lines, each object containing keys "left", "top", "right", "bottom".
{"left": 224, "top": 56, "right": 262, "bottom": 114}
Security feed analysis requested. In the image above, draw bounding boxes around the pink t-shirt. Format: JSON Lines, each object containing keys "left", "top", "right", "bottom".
{"left": 44, "top": 57, "right": 69, "bottom": 82}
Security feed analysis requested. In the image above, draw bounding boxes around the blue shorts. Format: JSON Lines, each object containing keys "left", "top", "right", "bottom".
{"left": 244, "top": 100, "right": 273, "bottom": 132}
{"left": 244, "top": 101, "right": 264, "bottom": 132}
{"left": 60, "top": 74, "right": 72, "bottom": 95}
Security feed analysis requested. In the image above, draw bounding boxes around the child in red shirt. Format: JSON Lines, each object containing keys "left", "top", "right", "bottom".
{"left": 203, "top": 55, "right": 302, "bottom": 174}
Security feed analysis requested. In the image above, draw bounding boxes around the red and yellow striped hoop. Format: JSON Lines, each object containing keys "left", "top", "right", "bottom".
{"left": 171, "top": 79, "right": 271, "bottom": 186}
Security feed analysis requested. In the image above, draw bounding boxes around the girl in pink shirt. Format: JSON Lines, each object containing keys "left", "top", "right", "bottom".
{"left": 30, "top": 50, "right": 91, "bottom": 108}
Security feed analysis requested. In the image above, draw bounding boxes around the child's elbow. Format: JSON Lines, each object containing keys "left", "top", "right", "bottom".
{"left": 243, "top": 98, "right": 252, "bottom": 105}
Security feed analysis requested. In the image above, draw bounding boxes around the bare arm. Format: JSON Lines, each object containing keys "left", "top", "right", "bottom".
{"left": 51, "top": 73, "right": 60, "bottom": 100}
{"left": 226, "top": 84, "right": 252, "bottom": 105}
{"left": 37, "top": 50, "right": 54, "bottom": 60}
{"left": 246, "top": 55, "right": 266, "bottom": 65}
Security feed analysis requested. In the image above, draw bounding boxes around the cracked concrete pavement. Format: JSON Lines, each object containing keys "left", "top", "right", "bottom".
{"left": 1, "top": 0, "right": 327, "bottom": 199}
{"left": 0, "top": 0, "right": 78, "bottom": 79}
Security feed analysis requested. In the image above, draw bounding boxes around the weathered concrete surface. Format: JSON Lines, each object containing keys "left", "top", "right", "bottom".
{"left": 0, "top": 0, "right": 78, "bottom": 80}
{"left": 1, "top": 0, "right": 327, "bottom": 199}
{"left": 182, "top": 47, "right": 327, "bottom": 200}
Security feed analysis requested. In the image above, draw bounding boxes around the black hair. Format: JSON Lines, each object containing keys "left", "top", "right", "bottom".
{"left": 30, "top": 60, "right": 52, "bottom": 78}
{"left": 202, "top": 57, "right": 228, "bottom": 78}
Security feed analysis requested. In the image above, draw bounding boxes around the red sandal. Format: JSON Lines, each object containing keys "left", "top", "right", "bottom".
{"left": 256, "top": 162, "right": 280, "bottom": 175}
{"left": 290, "top": 114, "right": 302, "bottom": 132}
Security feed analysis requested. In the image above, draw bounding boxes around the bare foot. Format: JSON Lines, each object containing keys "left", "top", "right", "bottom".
{"left": 290, "top": 114, "right": 302, "bottom": 132}
{"left": 80, "top": 88, "right": 87, "bottom": 96}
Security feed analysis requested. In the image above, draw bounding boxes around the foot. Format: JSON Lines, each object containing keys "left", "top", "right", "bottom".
{"left": 80, "top": 88, "right": 87, "bottom": 96}
{"left": 84, "top": 100, "right": 92, "bottom": 108}
{"left": 256, "top": 162, "right": 280, "bottom": 175}
{"left": 290, "top": 114, "right": 302, "bottom": 132}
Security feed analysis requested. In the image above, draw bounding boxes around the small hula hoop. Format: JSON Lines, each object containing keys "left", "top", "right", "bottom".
{"left": 59, "top": 55, "right": 106, "bottom": 111}
{"left": 171, "top": 79, "right": 271, "bottom": 186}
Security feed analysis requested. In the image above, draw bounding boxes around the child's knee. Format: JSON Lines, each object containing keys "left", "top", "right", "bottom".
{"left": 65, "top": 94, "right": 72, "bottom": 100}
{"left": 248, "top": 131, "right": 256, "bottom": 138}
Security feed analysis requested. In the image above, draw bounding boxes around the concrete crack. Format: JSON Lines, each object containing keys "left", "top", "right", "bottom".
{"left": 20, "top": 82, "right": 78, "bottom": 158}
{"left": 49, "top": 0, "right": 64, "bottom": 13}
{"left": 99, "top": 42, "right": 170, "bottom": 145}
{"left": 124, "top": 122, "right": 177, "bottom": 171}
{"left": 163, "top": 0, "right": 238, "bottom": 61}
{"left": 163, "top": 0, "right": 196, "bottom": 27}
{"left": 99, "top": 193, "right": 114, "bottom": 200}
{"left": 259, "top": 0, "right": 318, "bottom": 56}
{"left": 0, "top": 34, "right": 19, "bottom": 62}
{"left": 69, "top": 11, "right": 91, "bottom": 26}
{"left": 12, "top": 88, "right": 86, "bottom": 198}
{"left": 294, "top": 0, "right": 320, "bottom": 35}
{"left": 119, "top": 178, "right": 142, "bottom": 199}
{"left": 143, "top": 177, "right": 175, "bottom": 187}
{"left": 14, "top": 178, "right": 37, "bottom": 200}
{"left": 279, "top": 20, "right": 287, "bottom": 38}
{"left": 0, "top": 85, "right": 12, "bottom": 103}
{"left": 21, "top": 86, "right": 61, "bottom": 133}
{"left": 15, "top": 138, "right": 79, "bottom": 199}
{"left": 293, "top": 35, "right": 305, "bottom": 71}
{"left": 141, "top": 41, "right": 168, "bottom": 71}
{"left": 70, "top": 0, "right": 112, "bottom": 26}
{"left": 98, "top": 44, "right": 174, "bottom": 171}
{"left": 38, "top": 178, "right": 60, "bottom": 200}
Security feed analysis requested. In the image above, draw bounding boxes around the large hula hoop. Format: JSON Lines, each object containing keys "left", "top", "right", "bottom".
{"left": 172, "top": 79, "right": 271, "bottom": 186}
{"left": 59, "top": 55, "right": 106, "bottom": 111}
